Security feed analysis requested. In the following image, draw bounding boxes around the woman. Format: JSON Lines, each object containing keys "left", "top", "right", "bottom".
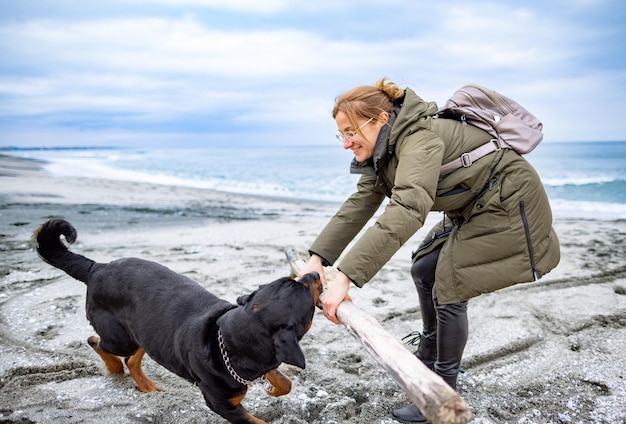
{"left": 298, "top": 78, "right": 560, "bottom": 423}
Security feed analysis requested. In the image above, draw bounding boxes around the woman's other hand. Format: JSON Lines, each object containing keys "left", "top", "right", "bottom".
{"left": 322, "top": 272, "right": 352, "bottom": 324}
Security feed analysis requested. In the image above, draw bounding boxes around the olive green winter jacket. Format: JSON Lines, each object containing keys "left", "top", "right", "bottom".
{"left": 309, "top": 88, "right": 560, "bottom": 304}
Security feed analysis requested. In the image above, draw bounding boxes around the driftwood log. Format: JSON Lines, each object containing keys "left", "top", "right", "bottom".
{"left": 285, "top": 249, "right": 473, "bottom": 424}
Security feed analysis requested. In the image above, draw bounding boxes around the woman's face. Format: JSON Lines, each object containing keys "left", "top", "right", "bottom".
{"left": 335, "top": 111, "right": 385, "bottom": 162}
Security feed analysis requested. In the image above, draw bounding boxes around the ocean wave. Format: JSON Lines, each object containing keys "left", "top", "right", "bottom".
{"left": 40, "top": 154, "right": 352, "bottom": 203}
{"left": 542, "top": 176, "right": 623, "bottom": 186}
{"left": 544, "top": 180, "right": 626, "bottom": 204}
{"left": 548, "top": 198, "right": 626, "bottom": 220}
{"left": 7, "top": 144, "right": 626, "bottom": 219}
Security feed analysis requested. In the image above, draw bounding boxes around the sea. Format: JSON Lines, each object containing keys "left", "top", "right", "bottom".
{"left": 3, "top": 141, "right": 625, "bottom": 220}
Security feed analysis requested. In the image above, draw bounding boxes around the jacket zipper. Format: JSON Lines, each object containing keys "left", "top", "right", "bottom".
{"left": 455, "top": 176, "right": 497, "bottom": 218}
{"left": 519, "top": 200, "right": 540, "bottom": 281}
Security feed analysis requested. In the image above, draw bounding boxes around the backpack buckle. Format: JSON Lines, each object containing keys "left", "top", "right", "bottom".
{"left": 460, "top": 153, "right": 473, "bottom": 168}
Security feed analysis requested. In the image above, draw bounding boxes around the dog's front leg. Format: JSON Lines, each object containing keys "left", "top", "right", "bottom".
{"left": 264, "top": 369, "right": 292, "bottom": 397}
{"left": 203, "top": 388, "right": 267, "bottom": 424}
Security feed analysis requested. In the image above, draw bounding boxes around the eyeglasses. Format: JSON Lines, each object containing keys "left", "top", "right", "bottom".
{"left": 335, "top": 117, "right": 374, "bottom": 142}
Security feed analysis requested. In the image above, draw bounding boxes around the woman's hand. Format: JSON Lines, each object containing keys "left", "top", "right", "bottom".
{"left": 298, "top": 254, "right": 327, "bottom": 285}
{"left": 322, "top": 272, "right": 352, "bottom": 324}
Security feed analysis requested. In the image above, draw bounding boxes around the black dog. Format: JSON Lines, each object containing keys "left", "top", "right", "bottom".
{"left": 34, "top": 219, "right": 322, "bottom": 424}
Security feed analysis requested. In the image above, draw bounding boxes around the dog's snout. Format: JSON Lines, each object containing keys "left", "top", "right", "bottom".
{"left": 298, "top": 271, "right": 320, "bottom": 283}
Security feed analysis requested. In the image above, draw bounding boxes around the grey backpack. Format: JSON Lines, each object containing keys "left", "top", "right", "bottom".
{"left": 436, "top": 84, "right": 544, "bottom": 173}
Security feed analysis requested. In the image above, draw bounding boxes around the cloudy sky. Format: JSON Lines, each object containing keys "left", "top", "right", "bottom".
{"left": 1, "top": 0, "right": 624, "bottom": 148}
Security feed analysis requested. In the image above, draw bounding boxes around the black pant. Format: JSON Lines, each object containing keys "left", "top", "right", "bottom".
{"left": 411, "top": 246, "right": 468, "bottom": 380}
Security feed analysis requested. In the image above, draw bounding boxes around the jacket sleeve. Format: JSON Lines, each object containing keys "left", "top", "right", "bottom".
{"left": 337, "top": 132, "right": 445, "bottom": 286}
{"left": 309, "top": 174, "right": 385, "bottom": 266}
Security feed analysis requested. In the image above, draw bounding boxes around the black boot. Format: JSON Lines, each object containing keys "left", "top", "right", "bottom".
{"left": 415, "top": 333, "right": 436, "bottom": 370}
{"left": 397, "top": 246, "right": 465, "bottom": 423}
{"left": 392, "top": 403, "right": 428, "bottom": 423}
{"left": 402, "top": 331, "right": 437, "bottom": 370}
{"left": 392, "top": 374, "right": 457, "bottom": 423}
{"left": 394, "top": 295, "right": 465, "bottom": 423}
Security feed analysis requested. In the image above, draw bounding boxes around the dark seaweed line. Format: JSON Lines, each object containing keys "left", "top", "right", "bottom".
{"left": 509, "top": 265, "right": 626, "bottom": 293}
{"left": 462, "top": 335, "right": 544, "bottom": 370}
{"left": 0, "top": 362, "right": 100, "bottom": 391}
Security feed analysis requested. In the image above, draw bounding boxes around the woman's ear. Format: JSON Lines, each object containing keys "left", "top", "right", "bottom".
{"left": 377, "top": 111, "right": 390, "bottom": 126}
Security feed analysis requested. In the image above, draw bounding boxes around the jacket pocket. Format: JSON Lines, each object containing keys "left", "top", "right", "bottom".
{"left": 433, "top": 185, "right": 473, "bottom": 211}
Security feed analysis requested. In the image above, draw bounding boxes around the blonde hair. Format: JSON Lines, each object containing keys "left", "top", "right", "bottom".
{"left": 332, "top": 78, "right": 405, "bottom": 129}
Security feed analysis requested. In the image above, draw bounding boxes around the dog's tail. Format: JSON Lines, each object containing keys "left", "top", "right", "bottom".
{"left": 33, "top": 219, "right": 96, "bottom": 284}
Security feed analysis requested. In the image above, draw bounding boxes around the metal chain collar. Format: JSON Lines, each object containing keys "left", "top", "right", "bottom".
{"left": 217, "top": 328, "right": 273, "bottom": 391}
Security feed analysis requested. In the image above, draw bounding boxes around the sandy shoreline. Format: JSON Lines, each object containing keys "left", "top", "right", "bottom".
{"left": 1, "top": 154, "right": 625, "bottom": 423}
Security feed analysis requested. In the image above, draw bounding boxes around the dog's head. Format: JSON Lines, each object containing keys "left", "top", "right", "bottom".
{"left": 235, "top": 272, "right": 322, "bottom": 369}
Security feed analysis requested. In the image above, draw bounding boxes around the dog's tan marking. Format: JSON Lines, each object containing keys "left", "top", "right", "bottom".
{"left": 87, "top": 336, "right": 124, "bottom": 375}
{"left": 245, "top": 414, "right": 267, "bottom": 424}
{"left": 229, "top": 396, "right": 266, "bottom": 424}
{"left": 126, "top": 348, "right": 163, "bottom": 392}
{"left": 310, "top": 277, "right": 322, "bottom": 309}
{"left": 229, "top": 388, "right": 248, "bottom": 407}
{"left": 265, "top": 369, "right": 292, "bottom": 397}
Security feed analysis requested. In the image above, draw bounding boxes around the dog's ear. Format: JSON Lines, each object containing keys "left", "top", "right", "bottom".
{"left": 272, "top": 328, "right": 305, "bottom": 369}
{"left": 236, "top": 293, "right": 250, "bottom": 305}
{"left": 237, "top": 283, "right": 270, "bottom": 305}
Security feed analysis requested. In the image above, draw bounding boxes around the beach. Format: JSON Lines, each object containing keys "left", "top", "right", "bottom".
{"left": 1, "top": 154, "right": 625, "bottom": 423}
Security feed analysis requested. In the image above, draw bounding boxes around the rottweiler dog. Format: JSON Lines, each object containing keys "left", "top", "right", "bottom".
{"left": 34, "top": 219, "right": 322, "bottom": 424}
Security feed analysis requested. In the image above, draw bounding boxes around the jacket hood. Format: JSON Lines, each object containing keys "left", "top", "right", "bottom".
{"left": 350, "top": 88, "right": 438, "bottom": 175}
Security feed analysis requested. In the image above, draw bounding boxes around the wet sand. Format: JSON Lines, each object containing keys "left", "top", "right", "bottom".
{"left": 1, "top": 154, "right": 625, "bottom": 423}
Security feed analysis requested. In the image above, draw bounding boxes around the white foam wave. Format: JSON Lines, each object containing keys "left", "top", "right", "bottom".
{"left": 542, "top": 175, "right": 621, "bottom": 186}
{"left": 549, "top": 199, "right": 626, "bottom": 220}
{"left": 41, "top": 156, "right": 347, "bottom": 202}
{"left": 15, "top": 149, "right": 626, "bottom": 220}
